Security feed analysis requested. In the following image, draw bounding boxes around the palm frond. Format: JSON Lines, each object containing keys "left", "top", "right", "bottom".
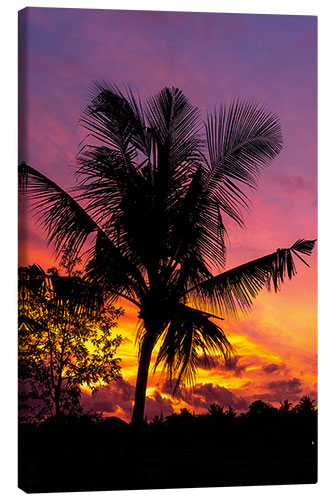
{"left": 84, "top": 230, "right": 147, "bottom": 304}
{"left": 49, "top": 275, "right": 105, "bottom": 319}
{"left": 75, "top": 146, "right": 143, "bottom": 233}
{"left": 203, "top": 100, "right": 283, "bottom": 226}
{"left": 19, "top": 162, "right": 97, "bottom": 257}
{"left": 186, "top": 239, "right": 316, "bottom": 318}
{"left": 154, "top": 304, "right": 234, "bottom": 394}
{"left": 80, "top": 81, "right": 150, "bottom": 157}
{"left": 18, "top": 163, "right": 147, "bottom": 299}
{"left": 18, "top": 265, "right": 105, "bottom": 321}
{"left": 146, "top": 86, "right": 202, "bottom": 175}
{"left": 162, "top": 167, "right": 227, "bottom": 291}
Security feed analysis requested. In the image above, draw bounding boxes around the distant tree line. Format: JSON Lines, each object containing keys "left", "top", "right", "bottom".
{"left": 147, "top": 395, "right": 317, "bottom": 427}
{"left": 19, "top": 394, "right": 317, "bottom": 492}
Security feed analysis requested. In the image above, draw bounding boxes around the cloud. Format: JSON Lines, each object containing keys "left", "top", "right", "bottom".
{"left": 196, "top": 355, "right": 219, "bottom": 370}
{"left": 81, "top": 378, "right": 135, "bottom": 421}
{"left": 192, "top": 383, "right": 249, "bottom": 412}
{"left": 144, "top": 391, "right": 174, "bottom": 421}
{"left": 81, "top": 378, "right": 175, "bottom": 422}
{"left": 251, "top": 377, "right": 303, "bottom": 403}
{"left": 262, "top": 362, "right": 286, "bottom": 374}
{"left": 197, "top": 354, "right": 249, "bottom": 377}
{"left": 269, "top": 173, "right": 316, "bottom": 197}
{"left": 224, "top": 356, "right": 248, "bottom": 376}
{"left": 161, "top": 380, "right": 249, "bottom": 413}
{"left": 266, "top": 377, "right": 303, "bottom": 394}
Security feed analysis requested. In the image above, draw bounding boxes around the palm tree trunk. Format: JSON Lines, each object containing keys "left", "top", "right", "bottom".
{"left": 55, "top": 396, "right": 61, "bottom": 423}
{"left": 131, "top": 335, "right": 154, "bottom": 428}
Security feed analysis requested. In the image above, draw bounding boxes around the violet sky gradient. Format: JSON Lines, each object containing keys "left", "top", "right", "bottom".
{"left": 18, "top": 8, "right": 317, "bottom": 264}
{"left": 18, "top": 8, "right": 317, "bottom": 418}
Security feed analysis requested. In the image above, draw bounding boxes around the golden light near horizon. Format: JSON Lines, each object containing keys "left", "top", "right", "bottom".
{"left": 99, "top": 282, "right": 317, "bottom": 419}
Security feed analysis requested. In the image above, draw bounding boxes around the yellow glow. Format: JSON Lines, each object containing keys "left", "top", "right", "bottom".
{"left": 68, "top": 272, "right": 317, "bottom": 419}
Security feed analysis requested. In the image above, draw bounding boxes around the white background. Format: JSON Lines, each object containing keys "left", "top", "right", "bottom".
{"left": 1, "top": 0, "right": 332, "bottom": 498}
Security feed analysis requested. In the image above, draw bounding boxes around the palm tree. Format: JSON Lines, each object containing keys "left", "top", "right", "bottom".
{"left": 19, "top": 83, "right": 315, "bottom": 427}
{"left": 294, "top": 396, "right": 316, "bottom": 415}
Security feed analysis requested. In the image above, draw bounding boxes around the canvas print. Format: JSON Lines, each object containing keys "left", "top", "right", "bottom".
{"left": 18, "top": 8, "right": 317, "bottom": 493}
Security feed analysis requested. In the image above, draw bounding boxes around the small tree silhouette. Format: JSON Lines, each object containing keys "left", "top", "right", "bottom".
{"left": 225, "top": 406, "right": 237, "bottom": 419}
{"left": 279, "top": 399, "right": 293, "bottom": 413}
{"left": 293, "top": 396, "right": 316, "bottom": 415}
{"left": 208, "top": 403, "right": 224, "bottom": 417}
{"left": 248, "top": 400, "right": 274, "bottom": 417}
{"left": 18, "top": 263, "right": 123, "bottom": 422}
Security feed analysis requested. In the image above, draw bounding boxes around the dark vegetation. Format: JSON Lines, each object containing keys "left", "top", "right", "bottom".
{"left": 18, "top": 397, "right": 317, "bottom": 492}
{"left": 18, "top": 259, "right": 123, "bottom": 422}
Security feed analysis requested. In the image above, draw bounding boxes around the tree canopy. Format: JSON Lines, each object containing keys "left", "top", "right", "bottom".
{"left": 18, "top": 261, "right": 123, "bottom": 421}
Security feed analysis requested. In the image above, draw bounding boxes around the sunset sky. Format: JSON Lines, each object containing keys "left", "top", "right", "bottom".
{"left": 18, "top": 7, "right": 317, "bottom": 421}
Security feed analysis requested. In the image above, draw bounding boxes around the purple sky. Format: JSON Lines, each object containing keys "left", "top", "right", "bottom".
{"left": 19, "top": 8, "right": 317, "bottom": 267}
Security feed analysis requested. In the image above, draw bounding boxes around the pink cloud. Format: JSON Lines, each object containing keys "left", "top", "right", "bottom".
{"left": 81, "top": 378, "right": 174, "bottom": 422}
{"left": 251, "top": 377, "right": 304, "bottom": 403}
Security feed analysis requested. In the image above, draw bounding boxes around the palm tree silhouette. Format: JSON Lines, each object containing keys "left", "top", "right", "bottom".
{"left": 19, "top": 83, "right": 315, "bottom": 427}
